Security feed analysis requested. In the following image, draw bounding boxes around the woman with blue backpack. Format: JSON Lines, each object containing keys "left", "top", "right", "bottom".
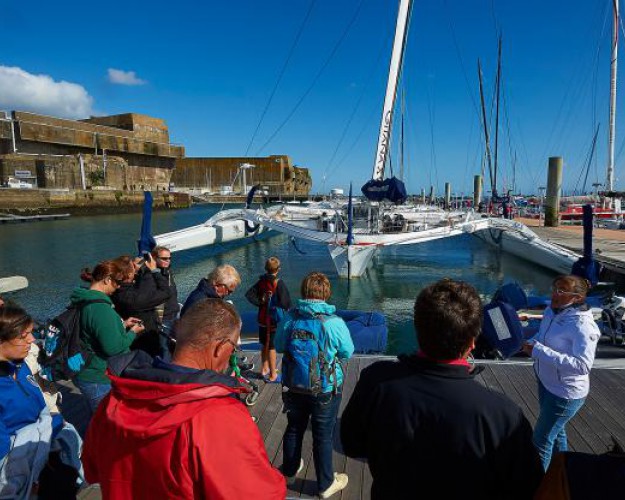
{"left": 275, "top": 271, "right": 354, "bottom": 499}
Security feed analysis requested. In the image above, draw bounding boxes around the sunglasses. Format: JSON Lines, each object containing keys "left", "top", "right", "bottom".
{"left": 158, "top": 256, "right": 171, "bottom": 261}
{"left": 108, "top": 276, "right": 124, "bottom": 286}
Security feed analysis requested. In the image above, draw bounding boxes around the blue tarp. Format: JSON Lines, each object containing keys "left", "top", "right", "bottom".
{"left": 240, "top": 309, "right": 388, "bottom": 355}
{"left": 361, "top": 177, "right": 407, "bottom": 205}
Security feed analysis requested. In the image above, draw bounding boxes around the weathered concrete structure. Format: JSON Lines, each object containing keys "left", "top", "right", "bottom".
{"left": 0, "top": 111, "right": 185, "bottom": 191}
{"left": 171, "top": 155, "right": 312, "bottom": 197}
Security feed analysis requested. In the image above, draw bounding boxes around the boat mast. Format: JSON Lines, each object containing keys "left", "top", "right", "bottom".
{"left": 493, "top": 35, "right": 502, "bottom": 198}
{"left": 606, "top": 0, "right": 619, "bottom": 192}
{"left": 372, "top": 0, "right": 413, "bottom": 181}
{"left": 478, "top": 59, "right": 494, "bottom": 194}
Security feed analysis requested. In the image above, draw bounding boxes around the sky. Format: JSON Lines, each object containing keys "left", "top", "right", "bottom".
{"left": 1, "top": 0, "right": 623, "bottom": 196}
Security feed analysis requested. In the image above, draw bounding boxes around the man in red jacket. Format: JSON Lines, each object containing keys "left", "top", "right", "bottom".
{"left": 83, "top": 298, "right": 286, "bottom": 499}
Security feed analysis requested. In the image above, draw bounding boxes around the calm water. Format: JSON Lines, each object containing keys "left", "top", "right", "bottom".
{"left": 0, "top": 204, "right": 557, "bottom": 354}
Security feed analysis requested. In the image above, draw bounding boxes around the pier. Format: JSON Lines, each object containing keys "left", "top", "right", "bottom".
{"left": 518, "top": 217, "right": 625, "bottom": 286}
{"left": 69, "top": 351, "right": 625, "bottom": 499}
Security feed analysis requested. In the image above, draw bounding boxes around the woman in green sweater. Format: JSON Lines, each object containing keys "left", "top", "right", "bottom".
{"left": 73, "top": 260, "right": 144, "bottom": 412}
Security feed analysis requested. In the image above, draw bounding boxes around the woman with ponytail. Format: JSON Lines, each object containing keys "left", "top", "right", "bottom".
{"left": 72, "top": 260, "right": 144, "bottom": 412}
{"left": 522, "top": 275, "right": 601, "bottom": 471}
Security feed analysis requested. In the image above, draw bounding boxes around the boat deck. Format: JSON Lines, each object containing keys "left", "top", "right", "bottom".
{"left": 68, "top": 351, "right": 625, "bottom": 499}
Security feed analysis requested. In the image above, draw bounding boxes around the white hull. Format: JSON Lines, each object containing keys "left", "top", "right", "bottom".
{"left": 472, "top": 218, "right": 579, "bottom": 274}
{"left": 328, "top": 244, "right": 379, "bottom": 278}
{"left": 154, "top": 209, "right": 270, "bottom": 252}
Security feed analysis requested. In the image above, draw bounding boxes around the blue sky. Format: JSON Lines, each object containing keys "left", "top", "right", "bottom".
{"left": 1, "top": 0, "right": 622, "bottom": 195}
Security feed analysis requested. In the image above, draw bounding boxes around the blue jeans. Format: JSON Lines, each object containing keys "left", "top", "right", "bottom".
{"left": 75, "top": 380, "right": 111, "bottom": 413}
{"left": 282, "top": 391, "right": 342, "bottom": 492}
{"left": 533, "top": 380, "right": 585, "bottom": 471}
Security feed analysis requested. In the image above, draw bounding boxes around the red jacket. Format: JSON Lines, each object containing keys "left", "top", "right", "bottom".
{"left": 83, "top": 351, "right": 286, "bottom": 499}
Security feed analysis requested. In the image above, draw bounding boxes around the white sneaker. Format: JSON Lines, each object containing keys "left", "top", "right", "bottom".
{"left": 320, "top": 473, "right": 348, "bottom": 498}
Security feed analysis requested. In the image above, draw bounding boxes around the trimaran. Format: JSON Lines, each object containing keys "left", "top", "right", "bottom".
{"left": 155, "top": 0, "right": 580, "bottom": 279}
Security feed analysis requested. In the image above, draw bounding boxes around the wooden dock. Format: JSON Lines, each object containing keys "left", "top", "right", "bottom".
{"left": 67, "top": 351, "right": 625, "bottom": 499}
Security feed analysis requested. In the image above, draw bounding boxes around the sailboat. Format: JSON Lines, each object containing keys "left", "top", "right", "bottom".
{"left": 155, "top": 0, "right": 580, "bottom": 278}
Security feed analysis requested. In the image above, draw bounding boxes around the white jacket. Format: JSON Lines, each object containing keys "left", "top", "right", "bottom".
{"left": 531, "top": 306, "right": 600, "bottom": 400}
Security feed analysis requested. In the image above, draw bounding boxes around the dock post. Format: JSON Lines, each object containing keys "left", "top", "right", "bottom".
{"left": 444, "top": 182, "right": 451, "bottom": 209}
{"left": 473, "top": 175, "right": 482, "bottom": 209}
{"left": 545, "top": 156, "right": 563, "bottom": 227}
{"left": 420, "top": 188, "right": 425, "bottom": 205}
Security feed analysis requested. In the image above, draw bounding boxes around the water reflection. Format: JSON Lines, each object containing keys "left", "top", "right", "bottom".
{"left": 0, "top": 205, "right": 558, "bottom": 354}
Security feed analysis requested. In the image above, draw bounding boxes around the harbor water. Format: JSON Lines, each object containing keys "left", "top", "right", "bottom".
{"left": 0, "top": 204, "right": 558, "bottom": 354}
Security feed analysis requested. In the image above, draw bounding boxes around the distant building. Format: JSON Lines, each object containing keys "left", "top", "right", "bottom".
{"left": 171, "top": 155, "right": 312, "bottom": 197}
{"left": 0, "top": 111, "right": 185, "bottom": 190}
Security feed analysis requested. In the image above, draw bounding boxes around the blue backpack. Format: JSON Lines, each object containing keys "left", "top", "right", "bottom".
{"left": 282, "top": 311, "right": 338, "bottom": 395}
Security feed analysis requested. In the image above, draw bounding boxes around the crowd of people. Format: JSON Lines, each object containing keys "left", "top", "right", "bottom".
{"left": 0, "top": 246, "right": 613, "bottom": 499}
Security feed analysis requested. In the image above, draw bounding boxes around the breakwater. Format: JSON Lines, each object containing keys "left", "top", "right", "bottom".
{"left": 0, "top": 189, "right": 191, "bottom": 215}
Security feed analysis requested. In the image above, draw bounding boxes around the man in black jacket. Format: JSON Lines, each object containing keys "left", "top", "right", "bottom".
{"left": 151, "top": 246, "right": 179, "bottom": 323}
{"left": 340, "top": 279, "right": 543, "bottom": 500}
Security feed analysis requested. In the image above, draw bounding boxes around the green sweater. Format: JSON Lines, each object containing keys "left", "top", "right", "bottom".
{"left": 70, "top": 287, "right": 136, "bottom": 384}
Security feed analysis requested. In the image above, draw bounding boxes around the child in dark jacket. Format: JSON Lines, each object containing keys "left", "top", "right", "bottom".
{"left": 245, "top": 257, "right": 291, "bottom": 382}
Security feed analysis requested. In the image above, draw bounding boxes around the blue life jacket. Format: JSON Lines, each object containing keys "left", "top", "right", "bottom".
{"left": 282, "top": 311, "right": 339, "bottom": 395}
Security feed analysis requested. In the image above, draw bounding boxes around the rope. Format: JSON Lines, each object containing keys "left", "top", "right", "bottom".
{"left": 290, "top": 236, "right": 308, "bottom": 255}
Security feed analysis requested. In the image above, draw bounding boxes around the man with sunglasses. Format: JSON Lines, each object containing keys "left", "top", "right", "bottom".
{"left": 83, "top": 299, "right": 286, "bottom": 499}
{"left": 151, "top": 246, "right": 179, "bottom": 323}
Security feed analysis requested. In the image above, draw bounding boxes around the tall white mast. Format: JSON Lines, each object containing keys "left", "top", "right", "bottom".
{"left": 372, "top": 0, "right": 412, "bottom": 181}
{"left": 607, "top": 0, "right": 619, "bottom": 192}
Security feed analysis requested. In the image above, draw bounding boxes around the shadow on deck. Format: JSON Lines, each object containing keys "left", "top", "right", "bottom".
{"left": 66, "top": 352, "right": 625, "bottom": 499}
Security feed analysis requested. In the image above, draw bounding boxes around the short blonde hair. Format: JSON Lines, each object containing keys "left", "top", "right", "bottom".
{"left": 301, "top": 272, "right": 331, "bottom": 301}
{"left": 265, "top": 257, "right": 280, "bottom": 274}
{"left": 208, "top": 264, "right": 241, "bottom": 290}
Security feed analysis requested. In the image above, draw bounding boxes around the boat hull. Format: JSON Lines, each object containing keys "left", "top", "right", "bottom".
{"left": 473, "top": 219, "right": 578, "bottom": 274}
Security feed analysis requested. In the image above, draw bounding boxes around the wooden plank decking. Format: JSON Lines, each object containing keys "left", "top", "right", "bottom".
{"left": 67, "top": 352, "right": 625, "bottom": 499}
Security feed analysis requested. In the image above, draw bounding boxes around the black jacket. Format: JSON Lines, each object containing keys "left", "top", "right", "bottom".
{"left": 340, "top": 355, "right": 543, "bottom": 500}
{"left": 112, "top": 267, "right": 172, "bottom": 356}
{"left": 180, "top": 278, "right": 220, "bottom": 317}
{"left": 245, "top": 274, "right": 292, "bottom": 314}
{"left": 160, "top": 268, "right": 179, "bottom": 321}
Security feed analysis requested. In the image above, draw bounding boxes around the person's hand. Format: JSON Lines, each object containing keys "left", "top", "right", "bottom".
{"left": 145, "top": 255, "right": 157, "bottom": 271}
{"left": 522, "top": 341, "right": 535, "bottom": 356}
{"left": 124, "top": 317, "right": 143, "bottom": 329}
{"left": 131, "top": 322, "right": 145, "bottom": 334}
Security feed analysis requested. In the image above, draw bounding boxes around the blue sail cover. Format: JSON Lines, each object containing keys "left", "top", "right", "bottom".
{"left": 361, "top": 177, "right": 407, "bottom": 204}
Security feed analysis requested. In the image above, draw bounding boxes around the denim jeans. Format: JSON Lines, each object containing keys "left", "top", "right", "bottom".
{"left": 75, "top": 380, "right": 111, "bottom": 413}
{"left": 533, "top": 380, "right": 585, "bottom": 471}
{"left": 282, "top": 390, "right": 342, "bottom": 492}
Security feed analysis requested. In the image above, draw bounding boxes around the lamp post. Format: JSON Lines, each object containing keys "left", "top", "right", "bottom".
{"left": 239, "top": 163, "right": 255, "bottom": 194}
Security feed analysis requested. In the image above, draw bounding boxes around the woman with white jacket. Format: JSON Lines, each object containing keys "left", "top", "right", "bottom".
{"left": 522, "top": 275, "right": 600, "bottom": 471}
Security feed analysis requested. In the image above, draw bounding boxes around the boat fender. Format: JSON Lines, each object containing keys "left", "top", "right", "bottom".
{"left": 245, "top": 220, "right": 260, "bottom": 235}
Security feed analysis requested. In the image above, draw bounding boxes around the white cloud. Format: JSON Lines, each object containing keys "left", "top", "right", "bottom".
{"left": 0, "top": 65, "right": 94, "bottom": 119}
{"left": 107, "top": 68, "right": 147, "bottom": 86}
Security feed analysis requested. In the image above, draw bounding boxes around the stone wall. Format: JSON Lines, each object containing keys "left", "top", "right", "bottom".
{"left": 0, "top": 154, "right": 173, "bottom": 191}
{"left": 0, "top": 188, "right": 190, "bottom": 214}
{"left": 171, "top": 155, "right": 312, "bottom": 196}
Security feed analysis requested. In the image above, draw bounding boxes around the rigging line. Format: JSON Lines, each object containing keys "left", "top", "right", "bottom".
{"left": 244, "top": 0, "right": 316, "bottom": 157}
{"left": 442, "top": 0, "right": 481, "bottom": 121}
{"left": 426, "top": 81, "right": 438, "bottom": 191}
{"left": 535, "top": 1, "right": 608, "bottom": 172}
{"left": 322, "top": 29, "right": 390, "bottom": 181}
{"left": 254, "top": 0, "right": 367, "bottom": 156}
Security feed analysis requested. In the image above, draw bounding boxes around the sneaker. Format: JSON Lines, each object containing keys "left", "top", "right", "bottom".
{"left": 320, "top": 473, "right": 348, "bottom": 499}
{"left": 282, "top": 458, "right": 304, "bottom": 478}
{"left": 238, "top": 362, "right": 254, "bottom": 372}
{"left": 238, "top": 355, "right": 248, "bottom": 363}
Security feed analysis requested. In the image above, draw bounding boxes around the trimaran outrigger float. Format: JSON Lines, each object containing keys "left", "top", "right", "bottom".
{"left": 155, "top": 0, "right": 580, "bottom": 278}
